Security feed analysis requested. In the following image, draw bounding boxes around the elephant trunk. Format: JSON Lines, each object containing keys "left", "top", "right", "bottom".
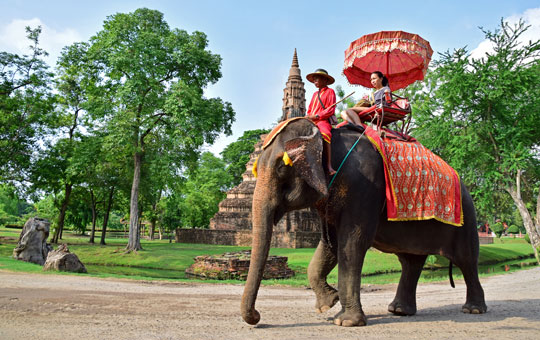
{"left": 241, "top": 179, "right": 276, "bottom": 325}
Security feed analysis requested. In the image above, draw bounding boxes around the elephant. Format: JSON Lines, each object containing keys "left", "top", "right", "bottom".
{"left": 241, "top": 118, "right": 487, "bottom": 327}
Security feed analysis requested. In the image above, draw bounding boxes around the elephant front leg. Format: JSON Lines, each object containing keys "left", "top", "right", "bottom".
{"left": 388, "top": 253, "right": 427, "bottom": 316}
{"left": 333, "top": 235, "right": 369, "bottom": 327}
{"left": 308, "top": 240, "right": 339, "bottom": 313}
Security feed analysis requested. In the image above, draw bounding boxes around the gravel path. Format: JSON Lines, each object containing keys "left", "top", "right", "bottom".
{"left": 1, "top": 267, "right": 539, "bottom": 340}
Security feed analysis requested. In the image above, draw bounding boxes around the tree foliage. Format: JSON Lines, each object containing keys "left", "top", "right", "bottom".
{"left": 179, "top": 152, "right": 232, "bottom": 228}
{"left": 0, "top": 184, "right": 33, "bottom": 225}
{"left": 0, "top": 9, "right": 242, "bottom": 247}
{"left": 0, "top": 27, "right": 56, "bottom": 182}
{"left": 409, "top": 19, "right": 540, "bottom": 259}
{"left": 77, "top": 8, "right": 235, "bottom": 251}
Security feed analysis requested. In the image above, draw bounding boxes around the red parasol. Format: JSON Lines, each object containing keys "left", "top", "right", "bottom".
{"left": 343, "top": 31, "right": 433, "bottom": 90}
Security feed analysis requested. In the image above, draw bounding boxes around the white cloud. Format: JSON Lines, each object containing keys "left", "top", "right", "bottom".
{"left": 0, "top": 18, "right": 81, "bottom": 67}
{"left": 470, "top": 7, "right": 540, "bottom": 60}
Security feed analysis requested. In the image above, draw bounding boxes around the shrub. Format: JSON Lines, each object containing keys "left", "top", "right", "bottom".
{"left": 491, "top": 222, "right": 504, "bottom": 238}
{"left": 507, "top": 225, "right": 519, "bottom": 234}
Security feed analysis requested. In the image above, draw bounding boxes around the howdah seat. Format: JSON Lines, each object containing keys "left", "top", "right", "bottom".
{"left": 358, "top": 92, "right": 411, "bottom": 128}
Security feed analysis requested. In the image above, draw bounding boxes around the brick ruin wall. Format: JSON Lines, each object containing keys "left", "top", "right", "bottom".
{"left": 176, "top": 228, "right": 320, "bottom": 248}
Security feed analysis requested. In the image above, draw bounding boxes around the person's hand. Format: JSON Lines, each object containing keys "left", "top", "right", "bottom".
{"left": 307, "top": 114, "right": 319, "bottom": 121}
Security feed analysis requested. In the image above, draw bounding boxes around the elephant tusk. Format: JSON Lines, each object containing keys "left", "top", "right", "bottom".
{"left": 282, "top": 152, "right": 293, "bottom": 166}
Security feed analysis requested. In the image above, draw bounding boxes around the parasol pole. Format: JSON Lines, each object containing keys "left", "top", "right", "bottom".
{"left": 386, "top": 51, "right": 390, "bottom": 76}
{"left": 327, "top": 91, "right": 355, "bottom": 109}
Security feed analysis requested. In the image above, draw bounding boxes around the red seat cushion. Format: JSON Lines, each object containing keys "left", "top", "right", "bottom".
{"left": 391, "top": 98, "right": 410, "bottom": 110}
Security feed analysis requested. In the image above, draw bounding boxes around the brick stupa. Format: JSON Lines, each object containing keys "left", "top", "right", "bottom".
{"left": 176, "top": 50, "right": 321, "bottom": 248}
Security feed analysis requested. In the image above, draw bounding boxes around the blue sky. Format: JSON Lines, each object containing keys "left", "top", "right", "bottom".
{"left": 1, "top": 0, "right": 539, "bottom": 154}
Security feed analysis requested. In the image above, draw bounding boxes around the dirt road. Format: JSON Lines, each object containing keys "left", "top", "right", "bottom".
{"left": 1, "top": 267, "right": 539, "bottom": 340}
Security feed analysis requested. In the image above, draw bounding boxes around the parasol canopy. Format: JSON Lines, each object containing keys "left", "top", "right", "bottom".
{"left": 343, "top": 31, "right": 433, "bottom": 90}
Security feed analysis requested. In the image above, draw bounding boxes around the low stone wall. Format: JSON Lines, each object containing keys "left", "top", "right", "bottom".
{"left": 185, "top": 250, "right": 294, "bottom": 280}
{"left": 479, "top": 236, "right": 494, "bottom": 244}
{"left": 176, "top": 229, "right": 250, "bottom": 246}
{"left": 175, "top": 228, "right": 320, "bottom": 248}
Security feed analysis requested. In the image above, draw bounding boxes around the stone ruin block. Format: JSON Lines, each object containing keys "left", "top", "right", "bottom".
{"left": 185, "top": 250, "right": 294, "bottom": 280}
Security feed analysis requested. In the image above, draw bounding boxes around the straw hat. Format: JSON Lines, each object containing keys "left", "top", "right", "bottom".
{"left": 306, "top": 68, "right": 335, "bottom": 85}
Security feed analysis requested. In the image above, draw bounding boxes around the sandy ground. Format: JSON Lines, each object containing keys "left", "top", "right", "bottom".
{"left": 1, "top": 267, "right": 540, "bottom": 340}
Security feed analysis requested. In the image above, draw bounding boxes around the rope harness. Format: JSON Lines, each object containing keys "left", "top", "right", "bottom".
{"left": 327, "top": 118, "right": 375, "bottom": 189}
{"left": 327, "top": 129, "right": 366, "bottom": 189}
{"left": 323, "top": 119, "right": 374, "bottom": 246}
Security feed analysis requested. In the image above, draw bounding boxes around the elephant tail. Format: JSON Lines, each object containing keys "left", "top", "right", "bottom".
{"left": 448, "top": 261, "right": 455, "bottom": 288}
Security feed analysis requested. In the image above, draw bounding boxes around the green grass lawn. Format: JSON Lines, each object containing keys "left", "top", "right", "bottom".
{"left": 0, "top": 227, "right": 536, "bottom": 286}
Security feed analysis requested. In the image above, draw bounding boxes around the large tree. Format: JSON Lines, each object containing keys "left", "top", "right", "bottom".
{"left": 81, "top": 8, "right": 234, "bottom": 251}
{"left": 410, "top": 19, "right": 540, "bottom": 261}
{"left": 0, "top": 27, "right": 56, "bottom": 183}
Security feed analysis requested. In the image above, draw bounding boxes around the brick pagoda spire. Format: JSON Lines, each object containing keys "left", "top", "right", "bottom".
{"left": 280, "top": 49, "right": 306, "bottom": 121}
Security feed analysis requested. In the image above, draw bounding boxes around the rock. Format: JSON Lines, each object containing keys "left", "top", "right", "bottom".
{"left": 12, "top": 217, "right": 53, "bottom": 265}
{"left": 43, "top": 244, "right": 87, "bottom": 273}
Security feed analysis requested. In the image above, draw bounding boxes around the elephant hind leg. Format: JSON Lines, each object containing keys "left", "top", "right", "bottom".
{"left": 453, "top": 258, "right": 487, "bottom": 314}
{"left": 389, "top": 253, "right": 427, "bottom": 316}
{"left": 308, "top": 240, "right": 339, "bottom": 313}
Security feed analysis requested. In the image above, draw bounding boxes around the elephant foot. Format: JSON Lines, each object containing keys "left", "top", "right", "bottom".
{"left": 333, "top": 309, "right": 367, "bottom": 327}
{"left": 462, "top": 302, "right": 487, "bottom": 314}
{"left": 315, "top": 286, "right": 339, "bottom": 313}
{"left": 242, "top": 308, "right": 261, "bottom": 325}
{"left": 388, "top": 300, "right": 417, "bottom": 316}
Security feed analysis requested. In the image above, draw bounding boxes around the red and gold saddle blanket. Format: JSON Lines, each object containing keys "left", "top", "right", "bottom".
{"left": 365, "top": 127, "right": 463, "bottom": 226}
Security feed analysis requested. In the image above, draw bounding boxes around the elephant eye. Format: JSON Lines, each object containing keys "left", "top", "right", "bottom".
{"left": 275, "top": 160, "right": 289, "bottom": 177}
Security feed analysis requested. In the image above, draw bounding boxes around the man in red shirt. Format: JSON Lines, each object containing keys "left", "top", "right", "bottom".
{"left": 306, "top": 69, "right": 337, "bottom": 176}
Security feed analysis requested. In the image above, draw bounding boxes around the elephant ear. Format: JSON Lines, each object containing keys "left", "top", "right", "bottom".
{"left": 284, "top": 127, "right": 328, "bottom": 198}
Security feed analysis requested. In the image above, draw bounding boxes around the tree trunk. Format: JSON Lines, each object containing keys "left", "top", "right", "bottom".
{"left": 126, "top": 152, "right": 143, "bottom": 252}
{"left": 505, "top": 170, "right": 540, "bottom": 264}
{"left": 51, "top": 183, "right": 72, "bottom": 244}
{"left": 139, "top": 210, "right": 144, "bottom": 239}
{"left": 534, "top": 188, "right": 540, "bottom": 234}
{"left": 89, "top": 190, "right": 97, "bottom": 244}
{"left": 52, "top": 108, "right": 79, "bottom": 244}
{"left": 100, "top": 186, "right": 115, "bottom": 246}
{"left": 150, "top": 219, "right": 156, "bottom": 240}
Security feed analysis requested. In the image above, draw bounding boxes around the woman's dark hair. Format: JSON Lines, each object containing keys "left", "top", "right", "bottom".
{"left": 372, "top": 71, "right": 389, "bottom": 87}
